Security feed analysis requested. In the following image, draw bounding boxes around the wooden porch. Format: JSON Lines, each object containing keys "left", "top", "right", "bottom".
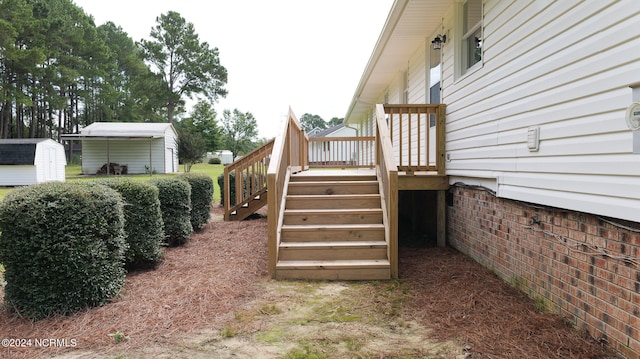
{"left": 223, "top": 104, "right": 448, "bottom": 280}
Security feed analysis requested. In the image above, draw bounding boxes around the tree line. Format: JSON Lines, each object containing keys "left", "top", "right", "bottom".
{"left": 1, "top": 0, "right": 345, "bottom": 169}
{"left": 0, "top": 0, "right": 227, "bottom": 141}
{"left": 299, "top": 113, "right": 343, "bottom": 133}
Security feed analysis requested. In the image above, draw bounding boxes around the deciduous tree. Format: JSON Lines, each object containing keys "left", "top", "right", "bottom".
{"left": 139, "top": 11, "right": 227, "bottom": 123}
{"left": 220, "top": 109, "right": 258, "bottom": 160}
{"left": 175, "top": 128, "right": 206, "bottom": 172}
{"left": 299, "top": 113, "right": 326, "bottom": 133}
{"left": 328, "top": 117, "right": 343, "bottom": 127}
{"left": 174, "top": 101, "right": 221, "bottom": 151}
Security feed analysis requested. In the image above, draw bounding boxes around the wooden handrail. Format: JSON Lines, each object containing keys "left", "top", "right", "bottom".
{"left": 223, "top": 139, "right": 275, "bottom": 221}
{"left": 267, "top": 109, "right": 308, "bottom": 278}
{"left": 375, "top": 104, "right": 399, "bottom": 278}
{"left": 383, "top": 104, "right": 446, "bottom": 174}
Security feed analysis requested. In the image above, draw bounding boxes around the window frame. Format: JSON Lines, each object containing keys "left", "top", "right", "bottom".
{"left": 457, "top": 0, "right": 483, "bottom": 78}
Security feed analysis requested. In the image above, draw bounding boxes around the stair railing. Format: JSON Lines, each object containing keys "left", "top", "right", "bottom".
{"left": 267, "top": 109, "right": 308, "bottom": 278}
{"left": 223, "top": 139, "right": 275, "bottom": 221}
{"left": 383, "top": 104, "right": 446, "bottom": 174}
{"left": 308, "top": 136, "right": 376, "bottom": 168}
{"left": 375, "top": 104, "right": 399, "bottom": 278}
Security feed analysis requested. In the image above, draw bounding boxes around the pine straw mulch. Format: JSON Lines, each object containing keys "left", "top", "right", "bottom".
{"left": 399, "top": 247, "right": 618, "bottom": 358}
{"left": 0, "top": 207, "right": 269, "bottom": 359}
{"left": 0, "top": 206, "right": 619, "bottom": 359}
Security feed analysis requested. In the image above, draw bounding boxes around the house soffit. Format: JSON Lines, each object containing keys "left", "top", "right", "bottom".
{"left": 346, "top": 0, "right": 453, "bottom": 123}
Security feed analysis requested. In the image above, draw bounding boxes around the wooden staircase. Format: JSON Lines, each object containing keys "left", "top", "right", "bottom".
{"left": 223, "top": 140, "right": 273, "bottom": 221}
{"left": 226, "top": 188, "right": 268, "bottom": 221}
{"left": 275, "top": 171, "right": 391, "bottom": 280}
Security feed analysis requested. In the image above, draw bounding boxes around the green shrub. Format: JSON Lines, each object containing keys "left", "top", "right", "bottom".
{"left": 218, "top": 171, "right": 245, "bottom": 207}
{"left": 0, "top": 182, "right": 127, "bottom": 320}
{"left": 217, "top": 171, "right": 230, "bottom": 207}
{"left": 99, "top": 178, "right": 165, "bottom": 269}
{"left": 151, "top": 177, "right": 192, "bottom": 246}
{"left": 208, "top": 157, "right": 221, "bottom": 164}
{"left": 178, "top": 173, "right": 214, "bottom": 231}
{"left": 217, "top": 171, "right": 265, "bottom": 207}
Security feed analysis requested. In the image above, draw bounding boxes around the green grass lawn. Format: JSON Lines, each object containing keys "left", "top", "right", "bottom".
{"left": 0, "top": 163, "right": 225, "bottom": 203}
{"left": 189, "top": 163, "right": 224, "bottom": 203}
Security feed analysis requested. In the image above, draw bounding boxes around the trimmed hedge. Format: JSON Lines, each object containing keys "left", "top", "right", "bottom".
{"left": 218, "top": 171, "right": 243, "bottom": 207}
{"left": 0, "top": 182, "right": 127, "bottom": 320}
{"left": 99, "top": 178, "right": 165, "bottom": 269}
{"left": 178, "top": 173, "right": 214, "bottom": 231}
{"left": 151, "top": 177, "right": 192, "bottom": 246}
{"left": 217, "top": 171, "right": 265, "bottom": 207}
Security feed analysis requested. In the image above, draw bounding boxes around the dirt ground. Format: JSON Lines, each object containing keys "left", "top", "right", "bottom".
{"left": 0, "top": 207, "right": 620, "bottom": 359}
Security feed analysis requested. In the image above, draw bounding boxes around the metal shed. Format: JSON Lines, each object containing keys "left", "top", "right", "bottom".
{"left": 0, "top": 139, "right": 67, "bottom": 186}
{"left": 62, "top": 122, "right": 179, "bottom": 175}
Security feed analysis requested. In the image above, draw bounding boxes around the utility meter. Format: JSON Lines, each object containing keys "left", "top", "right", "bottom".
{"left": 626, "top": 101, "right": 640, "bottom": 131}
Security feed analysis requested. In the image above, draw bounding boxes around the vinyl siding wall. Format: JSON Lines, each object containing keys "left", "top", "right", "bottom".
{"left": 441, "top": 0, "right": 640, "bottom": 223}
{"left": 0, "top": 166, "right": 37, "bottom": 186}
{"left": 82, "top": 139, "right": 168, "bottom": 175}
{"left": 354, "top": 1, "right": 640, "bottom": 356}
{"left": 163, "top": 128, "right": 178, "bottom": 173}
{"left": 442, "top": 1, "right": 640, "bottom": 356}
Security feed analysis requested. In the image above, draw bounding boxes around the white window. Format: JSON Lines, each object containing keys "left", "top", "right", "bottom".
{"left": 460, "top": 0, "right": 483, "bottom": 74}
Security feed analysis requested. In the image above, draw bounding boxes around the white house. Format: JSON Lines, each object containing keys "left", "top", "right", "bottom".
{"left": 62, "top": 122, "right": 178, "bottom": 175}
{"left": 345, "top": 1, "right": 640, "bottom": 357}
{"left": 0, "top": 139, "right": 66, "bottom": 186}
{"left": 308, "top": 124, "right": 359, "bottom": 166}
{"left": 348, "top": 0, "right": 640, "bottom": 223}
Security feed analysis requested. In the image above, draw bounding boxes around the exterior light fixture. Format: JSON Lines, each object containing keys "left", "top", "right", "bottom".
{"left": 431, "top": 34, "right": 446, "bottom": 50}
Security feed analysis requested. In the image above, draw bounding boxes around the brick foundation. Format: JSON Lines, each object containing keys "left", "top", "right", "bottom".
{"left": 447, "top": 185, "right": 640, "bottom": 358}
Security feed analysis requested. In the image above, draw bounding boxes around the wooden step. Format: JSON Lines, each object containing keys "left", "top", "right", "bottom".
{"left": 287, "top": 180, "right": 379, "bottom": 195}
{"left": 281, "top": 224, "right": 385, "bottom": 242}
{"left": 289, "top": 173, "right": 377, "bottom": 182}
{"left": 285, "top": 194, "right": 381, "bottom": 210}
{"left": 283, "top": 208, "right": 383, "bottom": 225}
{"left": 275, "top": 170, "right": 388, "bottom": 281}
{"left": 276, "top": 259, "right": 391, "bottom": 280}
{"left": 279, "top": 241, "right": 387, "bottom": 261}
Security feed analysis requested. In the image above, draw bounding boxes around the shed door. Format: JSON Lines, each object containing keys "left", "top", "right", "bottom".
{"left": 168, "top": 148, "right": 175, "bottom": 172}
{"left": 45, "top": 147, "right": 57, "bottom": 181}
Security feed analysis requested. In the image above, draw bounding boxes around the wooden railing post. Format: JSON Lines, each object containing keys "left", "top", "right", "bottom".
{"left": 267, "top": 108, "right": 307, "bottom": 278}
{"left": 223, "top": 165, "right": 231, "bottom": 221}
{"left": 436, "top": 104, "right": 447, "bottom": 176}
{"left": 375, "top": 104, "right": 399, "bottom": 279}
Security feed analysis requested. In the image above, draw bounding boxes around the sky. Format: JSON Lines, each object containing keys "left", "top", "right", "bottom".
{"left": 72, "top": 0, "right": 394, "bottom": 139}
